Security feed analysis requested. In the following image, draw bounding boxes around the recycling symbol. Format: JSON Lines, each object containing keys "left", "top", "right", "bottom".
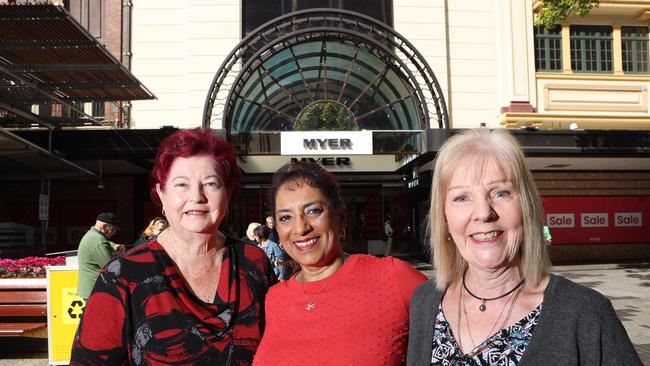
{"left": 68, "top": 300, "right": 85, "bottom": 319}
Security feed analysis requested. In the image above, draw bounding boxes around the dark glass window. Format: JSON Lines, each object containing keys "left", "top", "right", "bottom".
{"left": 242, "top": 0, "right": 393, "bottom": 36}
{"left": 534, "top": 25, "right": 562, "bottom": 71}
{"left": 92, "top": 101, "right": 105, "bottom": 118}
{"left": 70, "top": 101, "right": 83, "bottom": 119}
{"left": 622, "top": 26, "right": 649, "bottom": 73}
{"left": 570, "top": 25, "right": 612, "bottom": 72}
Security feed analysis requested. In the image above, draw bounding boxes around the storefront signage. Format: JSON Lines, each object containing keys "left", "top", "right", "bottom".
{"left": 542, "top": 196, "right": 648, "bottom": 244}
{"left": 239, "top": 155, "right": 402, "bottom": 173}
{"left": 290, "top": 157, "right": 351, "bottom": 166}
{"left": 614, "top": 212, "right": 642, "bottom": 227}
{"left": 281, "top": 131, "right": 373, "bottom": 155}
{"left": 547, "top": 213, "right": 574, "bottom": 228}
{"left": 581, "top": 213, "right": 608, "bottom": 227}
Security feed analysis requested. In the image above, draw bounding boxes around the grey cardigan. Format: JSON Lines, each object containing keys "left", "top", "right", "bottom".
{"left": 406, "top": 274, "right": 642, "bottom": 366}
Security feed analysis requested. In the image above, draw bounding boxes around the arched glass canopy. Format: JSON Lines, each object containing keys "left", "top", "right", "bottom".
{"left": 203, "top": 9, "right": 448, "bottom": 153}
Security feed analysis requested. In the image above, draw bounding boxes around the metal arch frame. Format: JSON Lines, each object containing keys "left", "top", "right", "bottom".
{"left": 224, "top": 27, "right": 426, "bottom": 134}
{"left": 203, "top": 8, "right": 448, "bottom": 130}
{"left": 233, "top": 47, "right": 416, "bottom": 131}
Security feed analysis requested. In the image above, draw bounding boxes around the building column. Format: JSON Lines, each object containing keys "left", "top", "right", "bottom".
{"left": 496, "top": 0, "right": 536, "bottom": 113}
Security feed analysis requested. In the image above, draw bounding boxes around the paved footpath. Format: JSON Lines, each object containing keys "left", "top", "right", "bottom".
{"left": 553, "top": 262, "right": 650, "bottom": 365}
{"left": 1, "top": 261, "right": 648, "bottom": 365}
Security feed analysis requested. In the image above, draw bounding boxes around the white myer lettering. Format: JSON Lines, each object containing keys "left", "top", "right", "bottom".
{"left": 303, "top": 138, "right": 352, "bottom": 150}
{"left": 547, "top": 213, "right": 575, "bottom": 228}
{"left": 581, "top": 213, "right": 608, "bottom": 228}
{"left": 614, "top": 212, "right": 643, "bottom": 227}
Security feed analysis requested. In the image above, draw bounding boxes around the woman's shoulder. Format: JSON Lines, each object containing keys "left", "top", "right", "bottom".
{"left": 412, "top": 279, "right": 442, "bottom": 301}
{"left": 102, "top": 242, "right": 159, "bottom": 277}
{"left": 350, "top": 254, "right": 425, "bottom": 275}
{"left": 265, "top": 278, "right": 293, "bottom": 300}
{"left": 544, "top": 274, "right": 613, "bottom": 312}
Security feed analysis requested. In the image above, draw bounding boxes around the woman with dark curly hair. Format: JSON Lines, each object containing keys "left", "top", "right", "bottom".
{"left": 253, "top": 161, "right": 426, "bottom": 365}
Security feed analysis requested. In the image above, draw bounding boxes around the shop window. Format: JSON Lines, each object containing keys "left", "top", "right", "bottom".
{"left": 570, "top": 25, "right": 613, "bottom": 72}
{"left": 91, "top": 101, "right": 105, "bottom": 119}
{"left": 242, "top": 0, "right": 393, "bottom": 37}
{"left": 622, "top": 26, "right": 649, "bottom": 73}
{"left": 69, "top": 101, "right": 84, "bottom": 119}
{"left": 534, "top": 25, "right": 562, "bottom": 71}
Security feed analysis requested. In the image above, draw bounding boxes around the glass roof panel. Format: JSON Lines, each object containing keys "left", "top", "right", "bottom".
{"left": 230, "top": 38, "right": 424, "bottom": 132}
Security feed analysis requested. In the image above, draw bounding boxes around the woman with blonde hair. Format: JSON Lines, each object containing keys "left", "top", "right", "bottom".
{"left": 407, "top": 129, "right": 640, "bottom": 365}
{"left": 133, "top": 217, "right": 168, "bottom": 246}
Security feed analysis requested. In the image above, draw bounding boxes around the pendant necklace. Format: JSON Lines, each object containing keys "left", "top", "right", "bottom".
{"left": 462, "top": 271, "right": 525, "bottom": 312}
{"left": 299, "top": 273, "right": 332, "bottom": 311}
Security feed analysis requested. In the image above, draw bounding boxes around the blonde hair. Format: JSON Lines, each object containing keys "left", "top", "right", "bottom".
{"left": 428, "top": 129, "right": 550, "bottom": 289}
{"left": 142, "top": 217, "right": 168, "bottom": 237}
{"left": 246, "top": 222, "right": 261, "bottom": 241}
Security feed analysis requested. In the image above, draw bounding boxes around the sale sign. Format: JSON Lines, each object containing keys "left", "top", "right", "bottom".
{"left": 542, "top": 196, "right": 649, "bottom": 245}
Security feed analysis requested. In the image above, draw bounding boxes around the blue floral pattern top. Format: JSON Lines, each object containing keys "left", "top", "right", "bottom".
{"left": 430, "top": 303, "right": 541, "bottom": 365}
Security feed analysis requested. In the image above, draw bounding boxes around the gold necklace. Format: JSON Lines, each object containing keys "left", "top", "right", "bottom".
{"left": 298, "top": 273, "right": 332, "bottom": 311}
{"left": 297, "top": 255, "right": 347, "bottom": 311}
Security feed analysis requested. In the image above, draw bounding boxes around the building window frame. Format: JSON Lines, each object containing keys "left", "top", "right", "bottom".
{"left": 241, "top": 0, "right": 393, "bottom": 38}
{"left": 621, "top": 25, "right": 649, "bottom": 73}
{"left": 534, "top": 25, "right": 563, "bottom": 72}
{"left": 570, "top": 25, "right": 613, "bottom": 73}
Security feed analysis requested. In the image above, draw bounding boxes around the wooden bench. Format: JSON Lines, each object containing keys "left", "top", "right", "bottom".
{"left": 0, "top": 278, "right": 47, "bottom": 338}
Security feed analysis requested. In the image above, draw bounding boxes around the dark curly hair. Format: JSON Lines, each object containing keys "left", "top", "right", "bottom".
{"left": 269, "top": 161, "right": 345, "bottom": 220}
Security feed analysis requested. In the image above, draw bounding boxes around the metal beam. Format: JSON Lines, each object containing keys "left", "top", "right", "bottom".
{"left": 0, "top": 64, "right": 103, "bottom": 126}
{"left": 0, "top": 41, "right": 96, "bottom": 50}
{"left": 0, "top": 99, "right": 56, "bottom": 129}
{"left": 41, "top": 81, "right": 141, "bottom": 90}
{"left": 0, "top": 128, "right": 97, "bottom": 178}
{"left": 6, "top": 64, "right": 121, "bottom": 73}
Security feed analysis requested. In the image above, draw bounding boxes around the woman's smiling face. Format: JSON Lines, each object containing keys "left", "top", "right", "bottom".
{"left": 274, "top": 181, "right": 343, "bottom": 271}
{"left": 156, "top": 155, "right": 230, "bottom": 236}
{"left": 444, "top": 158, "right": 523, "bottom": 272}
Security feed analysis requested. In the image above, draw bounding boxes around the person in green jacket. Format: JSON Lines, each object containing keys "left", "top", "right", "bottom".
{"left": 77, "top": 212, "right": 124, "bottom": 299}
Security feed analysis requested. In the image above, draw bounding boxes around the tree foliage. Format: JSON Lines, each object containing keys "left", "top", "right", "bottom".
{"left": 535, "top": 0, "right": 600, "bottom": 29}
{"left": 293, "top": 101, "right": 357, "bottom": 131}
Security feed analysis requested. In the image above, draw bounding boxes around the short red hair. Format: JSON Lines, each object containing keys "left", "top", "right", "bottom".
{"left": 149, "top": 128, "right": 241, "bottom": 206}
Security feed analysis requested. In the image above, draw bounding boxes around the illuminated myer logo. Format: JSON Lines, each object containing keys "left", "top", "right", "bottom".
{"left": 291, "top": 157, "right": 351, "bottom": 166}
{"left": 303, "top": 138, "right": 353, "bottom": 150}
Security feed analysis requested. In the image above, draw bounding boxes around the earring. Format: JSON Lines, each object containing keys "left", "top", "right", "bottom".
{"left": 161, "top": 209, "right": 166, "bottom": 217}
{"left": 446, "top": 233, "right": 452, "bottom": 241}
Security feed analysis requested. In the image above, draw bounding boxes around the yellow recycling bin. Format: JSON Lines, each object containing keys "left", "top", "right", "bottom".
{"left": 47, "top": 265, "right": 85, "bottom": 365}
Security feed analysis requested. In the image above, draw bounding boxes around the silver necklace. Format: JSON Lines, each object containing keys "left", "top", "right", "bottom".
{"left": 458, "top": 283, "right": 523, "bottom": 353}
{"left": 298, "top": 273, "right": 332, "bottom": 311}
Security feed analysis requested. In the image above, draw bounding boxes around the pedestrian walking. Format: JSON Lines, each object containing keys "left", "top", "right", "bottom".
{"left": 76, "top": 212, "right": 124, "bottom": 300}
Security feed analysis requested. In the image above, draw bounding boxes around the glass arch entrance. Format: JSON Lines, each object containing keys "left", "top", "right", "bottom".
{"left": 204, "top": 8, "right": 448, "bottom": 139}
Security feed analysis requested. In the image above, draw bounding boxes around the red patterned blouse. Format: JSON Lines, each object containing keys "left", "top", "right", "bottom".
{"left": 70, "top": 238, "right": 277, "bottom": 365}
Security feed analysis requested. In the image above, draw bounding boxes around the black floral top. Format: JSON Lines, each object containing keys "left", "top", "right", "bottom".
{"left": 430, "top": 303, "right": 541, "bottom": 365}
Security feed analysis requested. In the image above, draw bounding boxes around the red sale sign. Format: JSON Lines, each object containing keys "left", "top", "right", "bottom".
{"left": 541, "top": 196, "right": 649, "bottom": 245}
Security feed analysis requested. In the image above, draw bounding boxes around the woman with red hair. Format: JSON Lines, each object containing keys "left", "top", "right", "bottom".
{"left": 71, "top": 128, "right": 277, "bottom": 365}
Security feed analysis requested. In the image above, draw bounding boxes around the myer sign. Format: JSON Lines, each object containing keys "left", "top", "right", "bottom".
{"left": 281, "top": 131, "right": 373, "bottom": 155}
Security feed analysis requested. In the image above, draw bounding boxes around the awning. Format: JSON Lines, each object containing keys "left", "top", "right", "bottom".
{"left": 0, "top": 128, "right": 97, "bottom": 180}
{"left": 0, "top": 3, "right": 155, "bottom": 128}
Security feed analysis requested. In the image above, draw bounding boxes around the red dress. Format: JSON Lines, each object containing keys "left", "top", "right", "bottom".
{"left": 70, "top": 238, "right": 277, "bottom": 365}
{"left": 253, "top": 254, "right": 427, "bottom": 366}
